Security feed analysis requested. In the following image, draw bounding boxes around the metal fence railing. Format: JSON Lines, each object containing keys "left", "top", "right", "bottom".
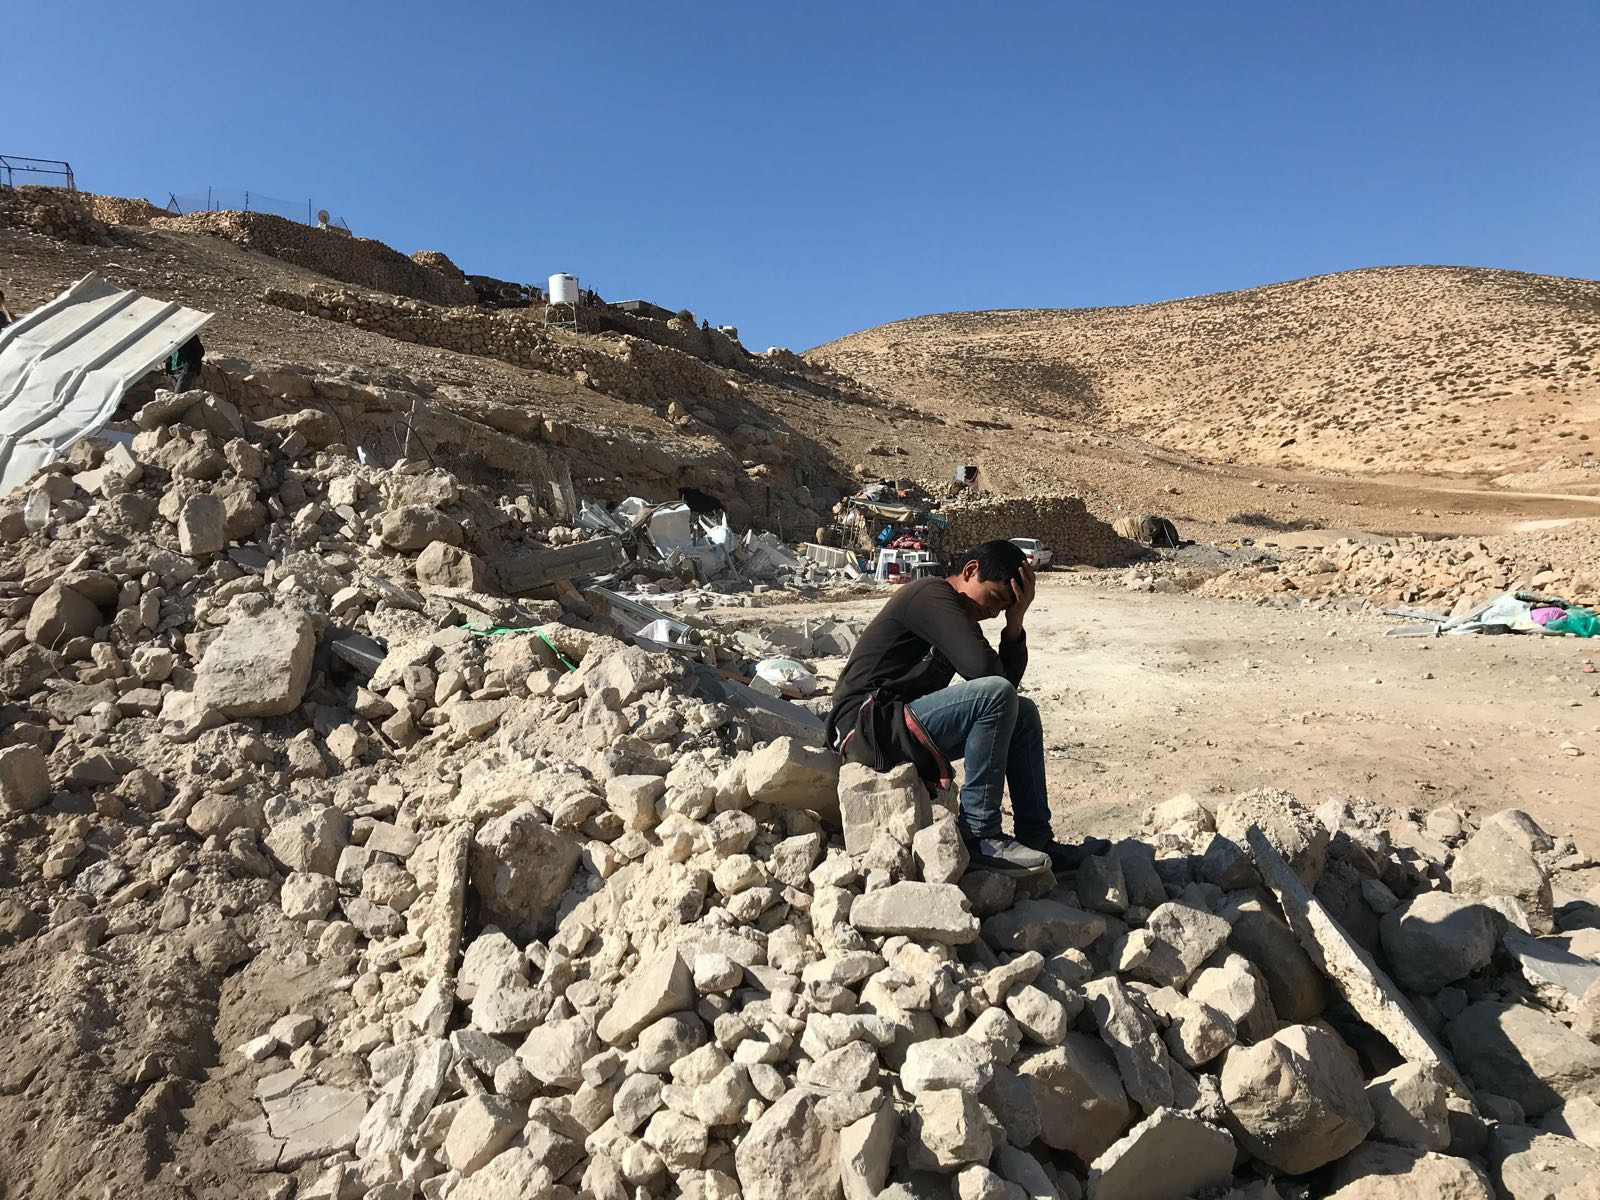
{"left": 160, "top": 187, "right": 350, "bottom": 231}
{"left": 0, "top": 156, "right": 75, "bottom": 190}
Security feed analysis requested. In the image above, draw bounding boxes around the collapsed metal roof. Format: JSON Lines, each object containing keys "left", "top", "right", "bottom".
{"left": 0, "top": 272, "right": 212, "bottom": 497}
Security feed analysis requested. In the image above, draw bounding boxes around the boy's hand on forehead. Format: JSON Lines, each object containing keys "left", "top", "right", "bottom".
{"left": 1007, "top": 561, "right": 1036, "bottom": 627}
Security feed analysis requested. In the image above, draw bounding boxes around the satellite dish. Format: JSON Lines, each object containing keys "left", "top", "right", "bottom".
{"left": 316, "top": 208, "right": 330, "bottom": 224}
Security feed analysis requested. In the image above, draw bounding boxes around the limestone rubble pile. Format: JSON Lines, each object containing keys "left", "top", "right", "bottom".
{"left": 7, "top": 399, "right": 1600, "bottom": 1200}
{"left": 0, "top": 184, "right": 111, "bottom": 244}
{"left": 1193, "top": 524, "right": 1600, "bottom": 611}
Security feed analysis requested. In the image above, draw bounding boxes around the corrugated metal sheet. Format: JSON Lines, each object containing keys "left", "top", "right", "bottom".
{"left": 0, "top": 272, "right": 212, "bottom": 497}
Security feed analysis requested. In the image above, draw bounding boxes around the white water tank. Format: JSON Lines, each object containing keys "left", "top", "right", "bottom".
{"left": 548, "top": 274, "right": 579, "bottom": 305}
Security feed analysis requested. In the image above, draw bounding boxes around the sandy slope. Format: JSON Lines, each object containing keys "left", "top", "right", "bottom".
{"left": 810, "top": 266, "right": 1600, "bottom": 479}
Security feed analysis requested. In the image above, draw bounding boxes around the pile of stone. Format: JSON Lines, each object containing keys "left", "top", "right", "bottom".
{"left": 1196, "top": 528, "right": 1600, "bottom": 611}
{"left": 7, "top": 385, "right": 1600, "bottom": 1200}
{"left": 0, "top": 184, "right": 110, "bottom": 244}
{"left": 933, "top": 496, "right": 1132, "bottom": 569}
{"left": 223, "top": 680, "right": 1600, "bottom": 1200}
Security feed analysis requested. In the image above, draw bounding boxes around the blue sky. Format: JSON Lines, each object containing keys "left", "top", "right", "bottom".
{"left": 10, "top": 2, "right": 1599, "bottom": 350}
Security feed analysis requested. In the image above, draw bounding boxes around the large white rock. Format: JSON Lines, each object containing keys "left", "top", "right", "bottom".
{"left": 1017, "top": 1035, "right": 1133, "bottom": 1163}
{"left": 734, "top": 1090, "right": 842, "bottom": 1200}
{"left": 444, "top": 1094, "right": 523, "bottom": 1175}
{"left": 1452, "top": 812, "right": 1554, "bottom": 933}
{"left": 1083, "top": 978, "right": 1173, "bottom": 1113}
{"left": 1445, "top": 1000, "right": 1600, "bottom": 1118}
{"left": 24, "top": 583, "right": 100, "bottom": 646}
{"left": 837, "top": 761, "right": 929, "bottom": 854}
{"left": 851, "top": 882, "right": 979, "bottom": 944}
{"left": 746, "top": 737, "right": 842, "bottom": 815}
{"left": 838, "top": 1103, "right": 896, "bottom": 1200}
{"left": 1323, "top": 1142, "right": 1494, "bottom": 1199}
{"left": 597, "top": 949, "right": 695, "bottom": 1045}
{"left": 0, "top": 744, "right": 50, "bottom": 812}
{"left": 1378, "top": 892, "right": 1497, "bottom": 993}
{"left": 470, "top": 802, "right": 581, "bottom": 937}
{"left": 1365, "top": 1062, "right": 1451, "bottom": 1151}
{"left": 517, "top": 1015, "right": 596, "bottom": 1088}
{"left": 178, "top": 492, "right": 226, "bottom": 555}
{"left": 1124, "top": 901, "right": 1232, "bottom": 989}
{"left": 908, "top": 1089, "right": 999, "bottom": 1172}
{"left": 1220, "top": 1023, "right": 1374, "bottom": 1175}
{"left": 195, "top": 607, "right": 315, "bottom": 717}
{"left": 901, "top": 1037, "right": 996, "bottom": 1095}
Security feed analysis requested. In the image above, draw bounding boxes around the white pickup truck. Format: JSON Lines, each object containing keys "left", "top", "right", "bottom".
{"left": 1009, "top": 537, "right": 1053, "bottom": 570}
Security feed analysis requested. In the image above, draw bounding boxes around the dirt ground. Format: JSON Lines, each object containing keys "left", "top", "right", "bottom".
{"left": 716, "top": 573, "right": 1600, "bottom": 857}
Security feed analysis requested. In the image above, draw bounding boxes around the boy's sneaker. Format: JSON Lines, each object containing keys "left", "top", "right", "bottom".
{"left": 1018, "top": 834, "right": 1113, "bottom": 874}
{"left": 966, "top": 834, "right": 1051, "bottom": 877}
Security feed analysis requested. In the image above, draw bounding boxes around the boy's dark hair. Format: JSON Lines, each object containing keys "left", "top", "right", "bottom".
{"left": 946, "top": 539, "right": 1026, "bottom": 583}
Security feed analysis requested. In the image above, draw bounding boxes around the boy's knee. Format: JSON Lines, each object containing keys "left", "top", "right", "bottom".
{"left": 972, "top": 676, "right": 1018, "bottom": 712}
{"left": 1016, "top": 696, "right": 1041, "bottom": 728}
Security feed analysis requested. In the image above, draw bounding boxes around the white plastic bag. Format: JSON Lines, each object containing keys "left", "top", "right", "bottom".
{"left": 754, "top": 657, "right": 818, "bottom": 698}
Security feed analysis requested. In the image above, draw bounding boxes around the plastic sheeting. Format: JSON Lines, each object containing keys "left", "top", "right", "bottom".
{"left": 0, "top": 273, "right": 212, "bottom": 497}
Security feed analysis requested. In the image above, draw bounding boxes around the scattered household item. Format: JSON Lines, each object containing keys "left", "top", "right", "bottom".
{"left": 0, "top": 272, "right": 212, "bottom": 496}
{"left": 875, "top": 547, "right": 933, "bottom": 583}
{"left": 1114, "top": 513, "right": 1182, "bottom": 548}
{"left": 753, "top": 657, "right": 819, "bottom": 698}
{"left": 1384, "top": 590, "right": 1599, "bottom": 638}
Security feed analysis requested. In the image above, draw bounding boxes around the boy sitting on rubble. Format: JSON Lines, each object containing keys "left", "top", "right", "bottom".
{"left": 826, "top": 538, "right": 1103, "bottom": 876}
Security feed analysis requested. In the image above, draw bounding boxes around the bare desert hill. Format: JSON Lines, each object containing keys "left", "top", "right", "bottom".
{"left": 810, "top": 266, "right": 1600, "bottom": 481}
{"left": 7, "top": 191, "right": 1600, "bottom": 545}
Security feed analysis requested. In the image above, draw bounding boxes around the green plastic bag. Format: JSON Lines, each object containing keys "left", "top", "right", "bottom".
{"left": 1548, "top": 607, "right": 1600, "bottom": 637}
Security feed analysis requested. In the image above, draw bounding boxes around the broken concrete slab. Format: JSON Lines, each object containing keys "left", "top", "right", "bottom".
{"left": 260, "top": 1082, "right": 368, "bottom": 1169}
{"left": 1086, "top": 1108, "right": 1236, "bottom": 1200}
{"left": 494, "top": 536, "right": 625, "bottom": 593}
{"left": 1246, "top": 824, "right": 1471, "bottom": 1100}
{"left": 1502, "top": 927, "right": 1600, "bottom": 1001}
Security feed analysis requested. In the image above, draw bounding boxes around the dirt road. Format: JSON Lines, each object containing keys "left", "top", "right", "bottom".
{"left": 721, "top": 576, "right": 1600, "bottom": 852}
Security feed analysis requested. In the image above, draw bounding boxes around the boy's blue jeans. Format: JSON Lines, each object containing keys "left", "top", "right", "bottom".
{"left": 907, "top": 676, "right": 1050, "bottom": 841}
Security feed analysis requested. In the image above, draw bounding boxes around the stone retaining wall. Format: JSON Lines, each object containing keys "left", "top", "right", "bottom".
{"left": 264, "top": 286, "right": 762, "bottom": 425}
{"left": 934, "top": 494, "right": 1133, "bottom": 567}
{"left": 151, "top": 210, "right": 476, "bottom": 306}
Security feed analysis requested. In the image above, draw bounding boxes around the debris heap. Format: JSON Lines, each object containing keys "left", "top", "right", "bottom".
{"left": 3, "top": 387, "right": 1600, "bottom": 1200}
{"left": 1195, "top": 527, "right": 1600, "bottom": 611}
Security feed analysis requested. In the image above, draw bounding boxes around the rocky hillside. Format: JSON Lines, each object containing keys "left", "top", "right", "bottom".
{"left": 811, "top": 267, "right": 1600, "bottom": 479}
{"left": 0, "top": 188, "right": 878, "bottom": 539}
